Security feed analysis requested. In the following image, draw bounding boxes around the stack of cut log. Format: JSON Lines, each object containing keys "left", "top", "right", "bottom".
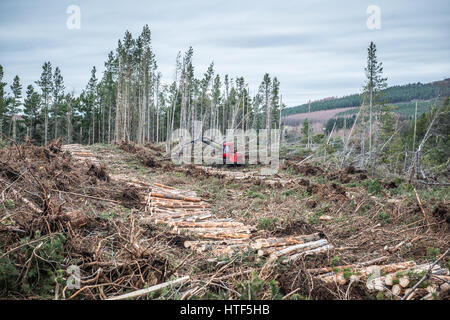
{"left": 143, "top": 183, "right": 333, "bottom": 260}
{"left": 312, "top": 260, "right": 450, "bottom": 300}
{"left": 143, "top": 183, "right": 255, "bottom": 241}
{"left": 62, "top": 144, "right": 100, "bottom": 164}
{"left": 252, "top": 233, "right": 333, "bottom": 263}
{"left": 179, "top": 166, "right": 296, "bottom": 187}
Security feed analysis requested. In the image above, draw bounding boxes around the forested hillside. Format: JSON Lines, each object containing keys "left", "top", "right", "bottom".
{"left": 283, "top": 81, "right": 449, "bottom": 117}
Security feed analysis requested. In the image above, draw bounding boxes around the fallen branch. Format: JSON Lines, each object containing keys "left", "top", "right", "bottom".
{"left": 413, "top": 187, "right": 429, "bottom": 227}
{"left": 401, "top": 248, "right": 449, "bottom": 300}
{"left": 106, "top": 276, "right": 190, "bottom": 300}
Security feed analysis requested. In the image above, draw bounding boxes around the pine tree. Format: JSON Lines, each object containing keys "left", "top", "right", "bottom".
{"left": 0, "top": 65, "right": 9, "bottom": 143}
{"left": 9, "top": 75, "right": 22, "bottom": 141}
{"left": 86, "top": 66, "right": 98, "bottom": 144}
{"left": 65, "top": 92, "right": 74, "bottom": 143}
{"left": 52, "top": 67, "right": 65, "bottom": 139}
{"left": 271, "top": 77, "right": 280, "bottom": 129}
{"left": 378, "top": 105, "right": 402, "bottom": 170}
{"left": 23, "top": 85, "right": 41, "bottom": 141}
{"left": 102, "top": 51, "right": 117, "bottom": 144}
{"left": 36, "top": 62, "right": 53, "bottom": 145}
{"left": 363, "top": 41, "right": 387, "bottom": 174}
{"left": 260, "top": 73, "right": 272, "bottom": 150}
{"left": 302, "top": 119, "right": 311, "bottom": 145}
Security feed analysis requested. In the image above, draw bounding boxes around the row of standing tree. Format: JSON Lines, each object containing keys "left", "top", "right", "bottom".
{"left": 0, "top": 25, "right": 285, "bottom": 150}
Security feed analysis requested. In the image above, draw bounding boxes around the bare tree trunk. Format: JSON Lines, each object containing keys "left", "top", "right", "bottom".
{"left": 92, "top": 107, "right": 95, "bottom": 145}
{"left": 369, "top": 88, "right": 373, "bottom": 171}
{"left": 54, "top": 118, "right": 58, "bottom": 140}
{"left": 413, "top": 100, "right": 417, "bottom": 152}
{"left": 114, "top": 78, "right": 121, "bottom": 143}
{"left": 12, "top": 117, "right": 16, "bottom": 141}
{"left": 67, "top": 99, "right": 72, "bottom": 144}
{"left": 44, "top": 102, "right": 48, "bottom": 145}
{"left": 265, "top": 87, "right": 271, "bottom": 152}
{"left": 108, "top": 98, "right": 111, "bottom": 144}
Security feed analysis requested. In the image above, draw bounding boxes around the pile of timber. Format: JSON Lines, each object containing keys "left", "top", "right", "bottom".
{"left": 312, "top": 260, "right": 450, "bottom": 300}
{"left": 143, "top": 183, "right": 333, "bottom": 261}
{"left": 62, "top": 144, "right": 100, "bottom": 164}
{"left": 179, "top": 165, "right": 299, "bottom": 187}
{"left": 62, "top": 145, "right": 333, "bottom": 262}
{"left": 142, "top": 182, "right": 255, "bottom": 240}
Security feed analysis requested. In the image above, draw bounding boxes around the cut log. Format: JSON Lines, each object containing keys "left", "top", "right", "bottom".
{"left": 307, "top": 256, "right": 388, "bottom": 275}
{"left": 269, "top": 239, "right": 329, "bottom": 259}
{"left": 153, "top": 182, "right": 176, "bottom": 190}
{"left": 146, "top": 212, "right": 212, "bottom": 221}
{"left": 184, "top": 239, "right": 248, "bottom": 248}
{"left": 377, "top": 261, "right": 416, "bottom": 274}
{"left": 366, "top": 276, "right": 385, "bottom": 291}
{"left": 282, "top": 244, "right": 334, "bottom": 264}
{"left": 425, "top": 284, "right": 437, "bottom": 294}
{"left": 150, "top": 192, "right": 202, "bottom": 202}
{"left": 153, "top": 203, "right": 209, "bottom": 209}
{"left": 385, "top": 274, "right": 395, "bottom": 286}
{"left": 392, "top": 284, "right": 402, "bottom": 296}
{"left": 440, "top": 282, "right": 450, "bottom": 292}
{"left": 107, "top": 276, "right": 189, "bottom": 300}
{"left": 404, "top": 288, "right": 415, "bottom": 300}
{"left": 174, "top": 226, "right": 253, "bottom": 235}
{"left": 10, "top": 189, "right": 42, "bottom": 213}
{"left": 257, "top": 244, "right": 293, "bottom": 257}
{"left": 251, "top": 233, "right": 321, "bottom": 250}
{"left": 166, "top": 220, "right": 245, "bottom": 229}
{"left": 144, "top": 214, "right": 213, "bottom": 224}
{"left": 192, "top": 232, "right": 252, "bottom": 240}
{"left": 399, "top": 276, "right": 410, "bottom": 288}
{"left": 71, "top": 152, "right": 95, "bottom": 157}
{"left": 151, "top": 207, "right": 211, "bottom": 214}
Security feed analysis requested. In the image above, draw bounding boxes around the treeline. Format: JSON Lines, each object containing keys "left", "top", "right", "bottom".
{"left": 0, "top": 25, "right": 285, "bottom": 147}
{"left": 334, "top": 100, "right": 437, "bottom": 120}
{"left": 325, "top": 115, "right": 356, "bottom": 134}
{"left": 283, "top": 81, "right": 448, "bottom": 117}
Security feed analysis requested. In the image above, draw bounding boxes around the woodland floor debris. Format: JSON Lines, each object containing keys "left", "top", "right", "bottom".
{"left": 1, "top": 141, "right": 449, "bottom": 300}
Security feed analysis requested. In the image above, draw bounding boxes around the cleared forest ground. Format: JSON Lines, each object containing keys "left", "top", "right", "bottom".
{"left": 1, "top": 142, "right": 449, "bottom": 300}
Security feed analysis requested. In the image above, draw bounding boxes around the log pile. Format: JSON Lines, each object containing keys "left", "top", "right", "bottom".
{"left": 179, "top": 165, "right": 298, "bottom": 187}
{"left": 144, "top": 183, "right": 333, "bottom": 260}
{"left": 62, "top": 144, "right": 100, "bottom": 164}
{"left": 313, "top": 260, "right": 450, "bottom": 299}
{"left": 144, "top": 183, "right": 255, "bottom": 240}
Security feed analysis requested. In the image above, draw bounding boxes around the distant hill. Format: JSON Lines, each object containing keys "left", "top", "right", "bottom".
{"left": 283, "top": 79, "right": 450, "bottom": 117}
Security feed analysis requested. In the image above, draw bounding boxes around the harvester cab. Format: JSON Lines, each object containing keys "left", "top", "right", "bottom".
{"left": 223, "top": 141, "right": 245, "bottom": 165}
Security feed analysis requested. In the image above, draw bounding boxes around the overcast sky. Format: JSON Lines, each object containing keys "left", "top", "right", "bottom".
{"left": 1, "top": 0, "right": 449, "bottom": 107}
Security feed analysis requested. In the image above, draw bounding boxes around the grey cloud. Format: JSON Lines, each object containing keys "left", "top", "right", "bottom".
{"left": 0, "top": 0, "right": 449, "bottom": 107}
